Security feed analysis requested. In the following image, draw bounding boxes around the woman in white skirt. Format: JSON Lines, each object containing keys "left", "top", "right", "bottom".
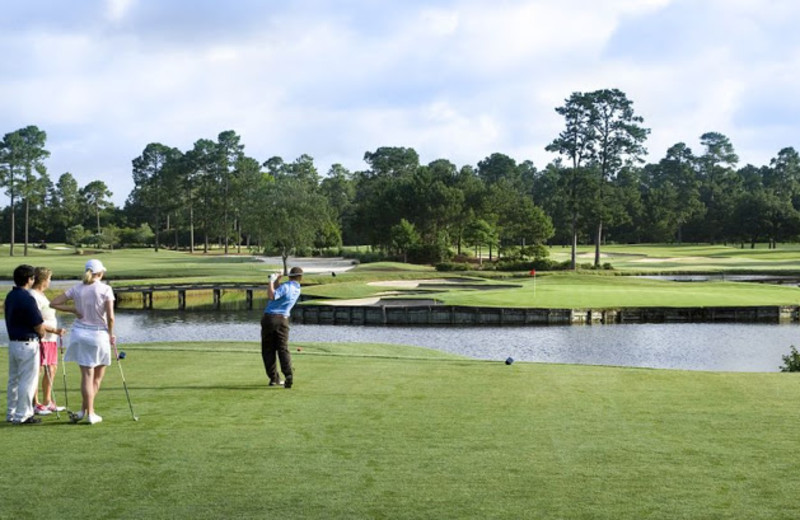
{"left": 51, "top": 259, "right": 116, "bottom": 425}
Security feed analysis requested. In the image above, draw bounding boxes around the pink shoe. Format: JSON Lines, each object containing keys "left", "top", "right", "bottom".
{"left": 46, "top": 403, "right": 66, "bottom": 412}
{"left": 34, "top": 404, "right": 52, "bottom": 416}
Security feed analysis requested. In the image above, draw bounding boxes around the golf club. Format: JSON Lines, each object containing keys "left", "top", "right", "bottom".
{"left": 111, "top": 341, "right": 139, "bottom": 421}
{"left": 60, "top": 336, "right": 69, "bottom": 413}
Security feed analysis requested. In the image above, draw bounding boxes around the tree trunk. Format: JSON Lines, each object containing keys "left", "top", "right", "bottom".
{"left": 594, "top": 220, "right": 603, "bottom": 267}
{"left": 224, "top": 211, "right": 229, "bottom": 255}
{"left": 237, "top": 219, "right": 241, "bottom": 254}
{"left": 189, "top": 205, "right": 195, "bottom": 254}
{"left": 9, "top": 194, "right": 15, "bottom": 257}
{"left": 24, "top": 198, "right": 29, "bottom": 257}
{"left": 154, "top": 209, "right": 160, "bottom": 252}
{"left": 571, "top": 213, "right": 578, "bottom": 270}
{"left": 281, "top": 247, "right": 289, "bottom": 275}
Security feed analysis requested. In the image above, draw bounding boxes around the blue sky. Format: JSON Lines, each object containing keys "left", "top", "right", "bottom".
{"left": 2, "top": 0, "right": 800, "bottom": 205}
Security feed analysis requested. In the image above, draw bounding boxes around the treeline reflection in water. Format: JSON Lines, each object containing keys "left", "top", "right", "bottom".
{"left": 4, "top": 308, "right": 793, "bottom": 373}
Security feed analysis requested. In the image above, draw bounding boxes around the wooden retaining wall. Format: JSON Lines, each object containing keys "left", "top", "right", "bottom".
{"left": 291, "top": 304, "right": 800, "bottom": 326}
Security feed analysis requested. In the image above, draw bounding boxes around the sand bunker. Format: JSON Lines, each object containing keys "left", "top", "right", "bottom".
{"left": 367, "top": 278, "right": 464, "bottom": 289}
{"left": 633, "top": 256, "right": 708, "bottom": 263}
{"left": 325, "top": 297, "right": 382, "bottom": 306}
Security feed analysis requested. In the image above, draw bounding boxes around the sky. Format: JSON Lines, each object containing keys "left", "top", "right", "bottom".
{"left": 3, "top": 0, "right": 800, "bottom": 205}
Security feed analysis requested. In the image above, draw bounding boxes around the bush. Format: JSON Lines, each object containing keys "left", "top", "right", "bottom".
{"left": 495, "top": 258, "right": 560, "bottom": 272}
{"left": 780, "top": 346, "right": 800, "bottom": 372}
{"left": 346, "top": 250, "right": 388, "bottom": 264}
{"left": 435, "top": 262, "right": 470, "bottom": 272}
{"left": 407, "top": 242, "right": 453, "bottom": 264}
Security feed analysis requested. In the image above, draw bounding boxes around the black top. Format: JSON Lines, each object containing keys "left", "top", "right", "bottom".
{"left": 4, "top": 287, "right": 43, "bottom": 340}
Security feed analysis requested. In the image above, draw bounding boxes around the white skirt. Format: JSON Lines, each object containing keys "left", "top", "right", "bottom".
{"left": 65, "top": 324, "right": 111, "bottom": 367}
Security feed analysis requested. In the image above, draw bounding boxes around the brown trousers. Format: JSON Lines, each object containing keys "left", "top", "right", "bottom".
{"left": 260, "top": 313, "right": 293, "bottom": 382}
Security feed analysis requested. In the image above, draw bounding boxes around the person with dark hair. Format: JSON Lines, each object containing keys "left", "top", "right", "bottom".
{"left": 5, "top": 265, "right": 48, "bottom": 425}
{"left": 51, "top": 259, "right": 115, "bottom": 425}
{"left": 261, "top": 266, "right": 303, "bottom": 389}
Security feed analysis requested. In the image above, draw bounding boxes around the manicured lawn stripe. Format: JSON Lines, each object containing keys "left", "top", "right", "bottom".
{"left": 2, "top": 342, "right": 800, "bottom": 519}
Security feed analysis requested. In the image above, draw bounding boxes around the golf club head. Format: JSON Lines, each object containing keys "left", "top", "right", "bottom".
{"left": 118, "top": 351, "right": 126, "bottom": 360}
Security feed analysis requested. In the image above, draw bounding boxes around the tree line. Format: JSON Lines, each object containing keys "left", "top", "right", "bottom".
{"left": 2, "top": 88, "right": 800, "bottom": 269}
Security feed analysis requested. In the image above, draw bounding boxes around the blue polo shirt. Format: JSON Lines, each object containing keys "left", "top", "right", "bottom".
{"left": 4, "top": 287, "right": 43, "bottom": 340}
{"left": 264, "top": 280, "right": 301, "bottom": 317}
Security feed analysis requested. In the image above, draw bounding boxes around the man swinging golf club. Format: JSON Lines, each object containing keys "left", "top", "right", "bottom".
{"left": 261, "top": 267, "right": 303, "bottom": 389}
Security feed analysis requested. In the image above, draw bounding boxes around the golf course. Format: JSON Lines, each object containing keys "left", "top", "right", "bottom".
{"left": 2, "top": 244, "right": 800, "bottom": 519}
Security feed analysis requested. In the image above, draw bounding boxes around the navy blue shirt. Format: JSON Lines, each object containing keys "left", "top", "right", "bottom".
{"left": 4, "top": 287, "right": 43, "bottom": 340}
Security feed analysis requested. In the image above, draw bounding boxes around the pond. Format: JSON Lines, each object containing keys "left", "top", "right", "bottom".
{"left": 3, "top": 309, "right": 796, "bottom": 373}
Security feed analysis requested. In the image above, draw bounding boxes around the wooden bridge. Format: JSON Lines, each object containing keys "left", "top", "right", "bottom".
{"left": 112, "top": 283, "right": 267, "bottom": 310}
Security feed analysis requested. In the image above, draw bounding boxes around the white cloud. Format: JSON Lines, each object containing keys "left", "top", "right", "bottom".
{"left": 3, "top": 0, "right": 800, "bottom": 205}
{"left": 106, "top": 0, "right": 136, "bottom": 23}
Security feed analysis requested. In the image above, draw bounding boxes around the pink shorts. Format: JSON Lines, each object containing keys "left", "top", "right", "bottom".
{"left": 40, "top": 341, "right": 59, "bottom": 366}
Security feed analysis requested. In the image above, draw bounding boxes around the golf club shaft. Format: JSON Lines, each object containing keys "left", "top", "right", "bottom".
{"left": 112, "top": 342, "right": 138, "bottom": 421}
{"left": 60, "top": 337, "right": 69, "bottom": 411}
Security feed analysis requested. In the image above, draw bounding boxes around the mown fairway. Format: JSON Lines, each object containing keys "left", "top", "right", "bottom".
{"left": 548, "top": 243, "right": 800, "bottom": 272}
{"left": 434, "top": 273, "right": 800, "bottom": 308}
{"left": 3, "top": 245, "right": 800, "bottom": 309}
{"left": 2, "top": 343, "right": 800, "bottom": 519}
{"left": 0, "top": 246, "right": 276, "bottom": 283}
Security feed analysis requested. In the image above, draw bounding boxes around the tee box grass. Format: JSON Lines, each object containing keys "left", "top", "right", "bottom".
{"left": 2, "top": 342, "right": 800, "bottom": 519}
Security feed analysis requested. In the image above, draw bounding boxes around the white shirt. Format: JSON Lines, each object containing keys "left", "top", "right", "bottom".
{"left": 31, "top": 289, "right": 58, "bottom": 342}
{"left": 65, "top": 281, "right": 115, "bottom": 328}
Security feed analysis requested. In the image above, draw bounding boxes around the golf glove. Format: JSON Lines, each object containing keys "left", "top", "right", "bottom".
{"left": 269, "top": 273, "right": 278, "bottom": 283}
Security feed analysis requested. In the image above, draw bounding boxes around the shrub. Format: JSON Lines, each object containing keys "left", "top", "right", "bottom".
{"left": 435, "top": 262, "right": 469, "bottom": 272}
{"left": 780, "top": 345, "right": 800, "bottom": 372}
{"left": 346, "top": 250, "right": 387, "bottom": 264}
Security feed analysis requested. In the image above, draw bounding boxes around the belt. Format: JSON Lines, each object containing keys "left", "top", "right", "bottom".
{"left": 73, "top": 323, "right": 108, "bottom": 331}
{"left": 10, "top": 337, "right": 39, "bottom": 342}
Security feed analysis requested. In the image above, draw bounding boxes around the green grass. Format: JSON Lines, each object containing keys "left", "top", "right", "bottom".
{"left": 547, "top": 243, "right": 800, "bottom": 272}
{"left": 436, "top": 273, "right": 800, "bottom": 308}
{"left": 4, "top": 244, "right": 800, "bottom": 310}
{"left": 0, "top": 245, "right": 280, "bottom": 282}
{"left": 2, "top": 342, "right": 800, "bottom": 519}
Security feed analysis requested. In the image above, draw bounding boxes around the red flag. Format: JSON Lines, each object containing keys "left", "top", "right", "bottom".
{"left": 529, "top": 269, "right": 536, "bottom": 276}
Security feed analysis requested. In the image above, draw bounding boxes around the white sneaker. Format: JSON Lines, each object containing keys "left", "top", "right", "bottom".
{"left": 88, "top": 413, "right": 103, "bottom": 425}
{"left": 69, "top": 411, "right": 85, "bottom": 423}
{"left": 34, "top": 404, "right": 52, "bottom": 416}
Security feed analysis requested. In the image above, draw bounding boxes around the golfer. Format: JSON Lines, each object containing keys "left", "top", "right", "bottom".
{"left": 5, "top": 265, "right": 47, "bottom": 425}
{"left": 51, "top": 259, "right": 115, "bottom": 425}
{"left": 261, "top": 266, "right": 303, "bottom": 389}
{"left": 31, "top": 267, "right": 70, "bottom": 415}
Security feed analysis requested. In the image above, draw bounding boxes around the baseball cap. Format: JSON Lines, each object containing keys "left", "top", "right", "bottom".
{"left": 85, "top": 259, "right": 107, "bottom": 273}
{"left": 288, "top": 267, "right": 304, "bottom": 278}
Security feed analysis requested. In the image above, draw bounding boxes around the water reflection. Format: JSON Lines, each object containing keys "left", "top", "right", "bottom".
{"left": 5, "top": 310, "right": 793, "bottom": 373}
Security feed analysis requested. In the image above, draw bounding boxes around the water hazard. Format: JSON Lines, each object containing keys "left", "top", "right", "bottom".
{"left": 4, "top": 309, "right": 795, "bottom": 373}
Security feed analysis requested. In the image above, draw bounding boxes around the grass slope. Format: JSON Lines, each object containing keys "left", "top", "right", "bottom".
{"left": 437, "top": 273, "right": 800, "bottom": 308}
{"left": 2, "top": 343, "right": 800, "bottom": 519}
{"left": 548, "top": 243, "right": 800, "bottom": 272}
